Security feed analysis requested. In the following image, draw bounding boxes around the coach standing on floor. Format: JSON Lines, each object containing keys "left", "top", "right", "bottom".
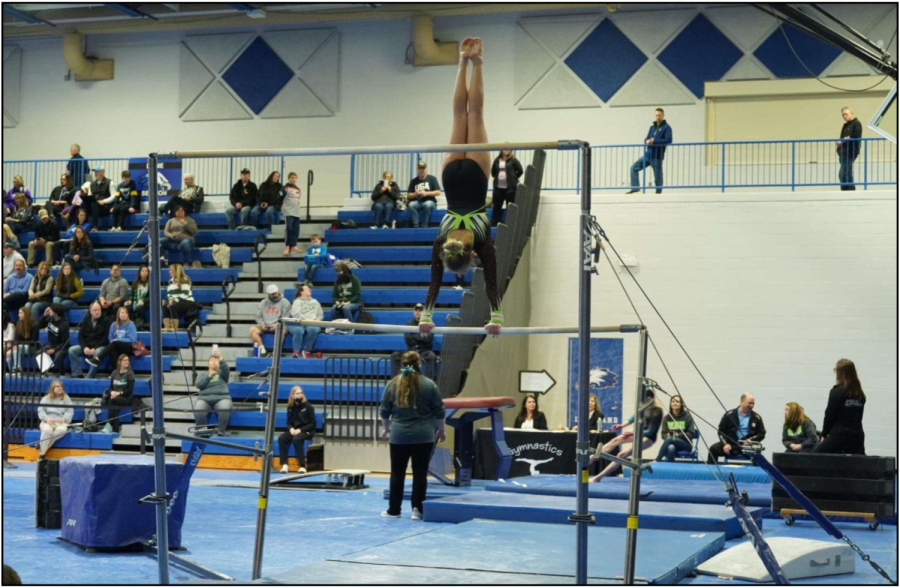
{"left": 814, "top": 359, "right": 866, "bottom": 455}
{"left": 627, "top": 108, "right": 672, "bottom": 195}
{"left": 836, "top": 107, "right": 863, "bottom": 191}
{"left": 706, "top": 393, "right": 766, "bottom": 463}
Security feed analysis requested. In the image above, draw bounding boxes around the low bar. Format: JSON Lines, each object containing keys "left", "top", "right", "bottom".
{"left": 295, "top": 319, "right": 642, "bottom": 335}
{"left": 168, "top": 140, "right": 581, "bottom": 159}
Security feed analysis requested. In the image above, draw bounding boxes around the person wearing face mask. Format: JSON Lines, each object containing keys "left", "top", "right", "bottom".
{"left": 330, "top": 261, "right": 363, "bottom": 322}
{"left": 278, "top": 386, "right": 317, "bottom": 473}
{"left": 249, "top": 284, "right": 292, "bottom": 357}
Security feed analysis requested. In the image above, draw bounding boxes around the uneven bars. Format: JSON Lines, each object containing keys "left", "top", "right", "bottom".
{"left": 294, "top": 319, "right": 642, "bottom": 335}
{"left": 164, "top": 140, "right": 584, "bottom": 159}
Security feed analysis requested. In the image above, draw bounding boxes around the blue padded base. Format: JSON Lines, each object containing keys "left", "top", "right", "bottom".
{"left": 24, "top": 430, "right": 118, "bottom": 450}
{"left": 485, "top": 475, "right": 772, "bottom": 507}
{"left": 423, "top": 491, "right": 763, "bottom": 539}
{"left": 322, "top": 519, "right": 725, "bottom": 585}
{"left": 624, "top": 462, "right": 771, "bottom": 484}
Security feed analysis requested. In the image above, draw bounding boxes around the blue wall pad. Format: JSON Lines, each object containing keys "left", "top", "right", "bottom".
{"left": 485, "top": 475, "right": 772, "bottom": 507}
{"left": 423, "top": 491, "right": 763, "bottom": 539}
{"left": 326, "top": 519, "right": 725, "bottom": 584}
{"left": 624, "top": 462, "right": 771, "bottom": 484}
{"left": 24, "top": 430, "right": 118, "bottom": 450}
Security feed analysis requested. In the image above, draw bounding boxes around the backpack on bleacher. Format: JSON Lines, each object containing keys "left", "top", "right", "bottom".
{"left": 355, "top": 310, "right": 374, "bottom": 333}
{"left": 212, "top": 243, "right": 231, "bottom": 268}
{"left": 82, "top": 398, "right": 103, "bottom": 433}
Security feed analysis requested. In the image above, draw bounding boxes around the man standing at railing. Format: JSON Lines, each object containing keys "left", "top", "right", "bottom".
{"left": 627, "top": 108, "right": 672, "bottom": 195}
{"left": 67, "top": 144, "right": 90, "bottom": 189}
{"left": 837, "top": 107, "right": 863, "bottom": 191}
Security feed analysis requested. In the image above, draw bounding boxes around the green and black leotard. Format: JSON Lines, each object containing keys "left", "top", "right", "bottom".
{"left": 421, "top": 159, "right": 501, "bottom": 326}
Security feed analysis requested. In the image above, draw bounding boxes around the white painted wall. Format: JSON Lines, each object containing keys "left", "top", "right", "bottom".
{"left": 526, "top": 189, "right": 898, "bottom": 459}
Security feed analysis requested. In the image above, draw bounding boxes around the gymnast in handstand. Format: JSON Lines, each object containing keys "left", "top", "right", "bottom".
{"left": 419, "top": 37, "right": 502, "bottom": 337}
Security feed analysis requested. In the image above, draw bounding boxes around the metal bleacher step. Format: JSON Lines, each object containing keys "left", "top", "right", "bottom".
{"left": 241, "top": 260, "right": 305, "bottom": 276}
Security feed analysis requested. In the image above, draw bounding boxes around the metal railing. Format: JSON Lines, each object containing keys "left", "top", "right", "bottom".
{"left": 222, "top": 275, "right": 237, "bottom": 338}
{"left": 323, "top": 356, "right": 389, "bottom": 442}
{"left": 2, "top": 345, "right": 45, "bottom": 448}
{"left": 253, "top": 234, "right": 267, "bottom": 294}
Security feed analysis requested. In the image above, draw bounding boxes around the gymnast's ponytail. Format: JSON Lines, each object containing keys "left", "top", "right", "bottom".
{"left": 395, "top": 351, "right": 422, "bottom": 408}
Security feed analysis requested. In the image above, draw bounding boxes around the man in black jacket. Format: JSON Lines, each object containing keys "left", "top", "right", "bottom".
{"left": 706, "top": 393, "right": 766, "bottom": 464}
{"left": 38, "top": 303, "right": 70, "bottom": 374}
{"left": 837, "top": 107, "right": 863, "bottom": 191}
{"left": 226, "top": 169, "right": 257, "bottom": 229}
{"left": 390, "top": 304, "right": 436, "bottom": 378}
{"left": 68, "top": 301, "right": 111, "bottom": 378}
{"left": 87, "top": 166, "right": 112, "bottom": 230}
{"left": 27, "top": 210, "right": 60, "bottom": 266}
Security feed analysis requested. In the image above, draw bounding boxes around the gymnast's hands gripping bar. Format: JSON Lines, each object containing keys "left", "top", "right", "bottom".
{"left": 292, "top": 319, "right": 643, "bottom": 335}
{"left": 162, "top": 140, "right": 585, "bottom": 159}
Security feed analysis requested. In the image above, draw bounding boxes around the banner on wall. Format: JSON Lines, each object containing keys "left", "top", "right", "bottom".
{"left": 128, "top": 157, "right": 182, "bottom": 198}
{"left": 567, "top": 338, "right": 623, "bottom": 429}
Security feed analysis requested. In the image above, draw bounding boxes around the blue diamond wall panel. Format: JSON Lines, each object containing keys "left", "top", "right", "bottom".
{"left": 753, "top": 23, "right": 842, "bottom": 78}
{"left": 657, "top": 14, "right": 743, "bottom": 99}
{"left": 565, "top": 19, "right": 646, "bottom": 103}
{"left": 222, "top": 37, "right": 294, "bottom": 115}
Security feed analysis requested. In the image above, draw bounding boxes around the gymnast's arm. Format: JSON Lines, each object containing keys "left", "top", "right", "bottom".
{"left": 420, "top": 240, "right": 445, "bottom": 331}
{"left": 474, "top": 238, "right": 501, "bottom": 313}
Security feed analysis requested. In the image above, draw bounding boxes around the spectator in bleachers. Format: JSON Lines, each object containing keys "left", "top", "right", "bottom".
{"left": 4, "top": 176, "right": 32, "bottom": 218}
{"left": 3, "top": 239, "right": 24, "bottom": 278}
{"left": 63, "top": 226, "right": 93, "bottom": 273}
{"left": 391, "top": 304, "right": 435, "bottom": 378}
{"left": 226, "top": 168, "right": 257, "bottom": 230}
{"left": 514, "top": 394, "right": 548, "bottom": 430}
{"left": 101, "top": 354, "right": 135, "bottom": 434}
{"left": 194, "top": 348, "right": 233, "bottom": 436}
{"left": 26, "top": 262, "right": 54, "bottom": 319}
{"left": 380, "top": 350, "right": 446, "bottom": 520}
{"left": 109, "top": 170, "right": 139, "bottom": 232}
{"left": 331, "top": 261, "right": 362, "bottom": 322}
{"left": 98, "top": 265, "right": 130, "bottom": 320}
{"left": 371, "top": 171, "right": 400, "bottom": 230}
{"left": 406, "top": 161, "right": 440, "bottom": 228}
{"left": 68, "top": 301, "right": 109, "bottom": 379}
{"left": 88, "top": 306, "right": 136, "bottom": 369}
{"left": 87, "top": 166, "right": 112, "bottom": 230}
{"left": 38, "top": 380, "right": 73, "bottom": 458}
{"left": 278, "top": 385, "right": 316, "bottom": 473}
{"left": 626, "top": 108, "right": 672, "bottom": 195}
{"left": 837, "top": 107, "right": 863, "bottom": 191}
{"left": 250, "top": 284, "right": 291, "bottom": 357}
{"left": 706, "top": 393, "right": 766, "bottom": 464}
{"left": 4, "top": 258, "right": 33, "bottom": 318}
{"left": 490, "top": 150, "right": 523, "bottom": 227}
{"left": 656, "top": 394, "right": 696, "bottom": 462}
{"left": 2, "top": 315, "right": 14, "bottom": 371}
{"left": 303, "top": 234, "right": 327, "bottom": 284}
{"left": 53, "top": 262, "right": 84, "bottom": 312}
{"left": 5, "top": 193, "right": 34, "bottom": 236}
{"left": 159, "top": 173, "right": 204, "bottom": 216}
{"left": 28, "top": 210, "right": 61, "bottom": 267}
{"left": 253, "top": 171, "right": 282, "bottom": 227}
{"left": 288, "top": 284, "right": 323, "bottom": 359}
{"left": 45, "top": 173, "right": 75, "bottom": 225}
{"left": 161, "top": 205, "right": 199, "bottom": 267}
{"left": 125, "top": 265, "right": 150, "bottom": 330}
{"left": 163, "top": 264, "right": 200, "bottom": 331}
{"left": 67, "top": 144, "right": 90, "bottom": 188}
{"left": 782, "top": 402, "right": 818, "bottom": 454}
{"left": 7, "top": 308, "right": 38, "bottom": 371}
{"left": 38, "top": 303, "right": 70, "bottom": 374}
{"left": 64, "top": 209, "right": 92, "bottom": 238}
{"left": 281, "top": 172, "right": 302, "bottom": 257}
{"left": 3, "top": 224, "right": 19, "bottom": 249}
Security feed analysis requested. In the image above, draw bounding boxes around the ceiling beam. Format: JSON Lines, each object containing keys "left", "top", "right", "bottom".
{"left": 104, "top": 3, "right": 158, "bottom": 20}
{"left": 2, "top": 4, "right": 57, "bottom": 26}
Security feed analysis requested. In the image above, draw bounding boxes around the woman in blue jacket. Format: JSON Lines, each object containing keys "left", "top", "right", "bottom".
{"left": 87, "top": 306, "right": 136, "bottom": 369}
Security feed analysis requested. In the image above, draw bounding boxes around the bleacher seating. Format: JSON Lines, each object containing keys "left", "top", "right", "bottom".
{"left": 24, "top": 430, "right": 118, "bottom": 450}
{"left": 302, "top": 267, "right": 471, "bottom": 284}
{"left": 260, "top": 333, "right": 443, "bottom": 352}
{"left": 3, "top": 376, "right": 151, "bottom": 396}
{"left": 56, "top": 268, "right": 240, "bottom": 284}
{"left": 236, "top": 357, "right": 391, "bottom": 377}
{"left": 67, "top": 308, "right": 213, "bottom": 325}
{"left": 285, "top": 288, "right": 461, "bottom": 306}
{"left": 323, "top": 227, "right": 498, "bottom": 244}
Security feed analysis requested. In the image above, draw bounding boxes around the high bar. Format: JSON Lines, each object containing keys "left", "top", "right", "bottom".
{"left": 293, "top": 319, "right": 643, "bottom": 335}
{"left": 163, "top": 140, "right": 585, "bottom": 159}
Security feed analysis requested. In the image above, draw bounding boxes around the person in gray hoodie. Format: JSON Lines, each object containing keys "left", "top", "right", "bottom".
{"left": 288, "top": 284, "right": 323, "bottom": 358}
{"left": 38, "top": 379, "right": 74, "bottom": 457}
{"left": 194, "top": 349, "right": 233, "bottom": 436}
{"left": 249, "top": 284, "right": 292, "bottom": 357}
{"left": 98, "top": 265, "right": 130, "bottom": 319}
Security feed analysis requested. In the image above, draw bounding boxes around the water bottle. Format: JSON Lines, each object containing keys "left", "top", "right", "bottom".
{"left": 253, "top": 342, "right": 259, "bottom": 358}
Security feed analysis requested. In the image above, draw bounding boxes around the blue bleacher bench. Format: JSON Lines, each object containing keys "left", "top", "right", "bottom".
{"left": 67, "top": 308, "right": 212, "bottom": 326}
{"left": 236, "top": 357, "right": 393, "bottom": 377}
{"left": 302, "top": 267, "right": 470, "bottom": 285}
{"left": 82, "top": 288, "right": 223, "bottom": 304}
{"left": 324, "top": 227, "right": 498, "bottom": 244}
{"left": 260, "top": 333, "right": 443, "bottom": 352}
{"left": 180, "top": 434, "right": 310, "bottom": 456}
{"left": 51, "top": 268, "right": 240, "bottom": 284}
{"left": 24, "top": 429, "right": 118, "bottom": 450}
{"left": 336, "top": 208, "right": 494, "bottom": 226}
{"left": 81, "top": 230, "right": 268, "bottom": 246}
{"left": 41, "top": 331, "right": 189, "bottom": 348}
{"left": 224, "top": 411, "right": 325, "bottom": 430}
{"left": 229, "top": 382, "right": 326, "bottom": 402}
{"left": 327, "top": 247, "right": 433, "bottom": 263}
{"left": 92, "top": 248, "right": 253, "bottom": 264}
{"left": 285, "top": 288, "right": 462, "bottom": 306}
{"left": 3, "top": 404, "right": 134, "bottom": 424}
{"left": 94, "top": 213, "right": 234, "bottom": 229}
{"left": 3, "top": 376, "right": 151, "bottom": 396}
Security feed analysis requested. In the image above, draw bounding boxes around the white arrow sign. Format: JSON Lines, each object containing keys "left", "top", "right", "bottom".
{"left": 519, "top": 370, "right": 557, "bottom": 395}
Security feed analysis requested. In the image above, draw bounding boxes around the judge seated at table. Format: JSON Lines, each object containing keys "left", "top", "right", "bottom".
{"left": 569, "top": 393, "right": 603, "bottom": 432}
{"left": 513, "top": 394, "right": 548, "bottom": 430}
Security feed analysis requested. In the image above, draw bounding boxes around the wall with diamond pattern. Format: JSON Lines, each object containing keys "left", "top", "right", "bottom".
{"left": 3, "top": 46, "right": 22, "bottom": 128}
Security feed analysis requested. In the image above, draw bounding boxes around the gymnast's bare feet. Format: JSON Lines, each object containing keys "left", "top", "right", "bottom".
{"left": 469, "top": 38, "right": 483, "bottom": 65}
{"left": 460, "top": 37, "right": 475, "bottom": 62}
{"left": 589, "top": 474, "right": 603, "bottom": 484}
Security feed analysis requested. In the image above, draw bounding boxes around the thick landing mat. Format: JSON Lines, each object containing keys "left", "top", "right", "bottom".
{"left": 624, "top": 462, "right": 771, "bottom": 484}
{"left": 261, "top": 520, "right": 725, "bottom": 585}
{"left": 485, "top": 475, "right": 772, "bottom": 507}
{"left": 424, "top": 492, "right": 763, "bottom": 539}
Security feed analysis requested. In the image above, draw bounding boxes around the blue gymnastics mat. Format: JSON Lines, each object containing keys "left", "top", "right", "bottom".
{"left": 259, "top": 520, "right": 725, "bottom": 585}
{"left": 484, "top": 475, "right": 772, "bottom": 507}
{"left": 624, "top": 462, "right": 771, "bottom": 484}
{"left": 424, "top": 491, "right": 763, "bottom": 539}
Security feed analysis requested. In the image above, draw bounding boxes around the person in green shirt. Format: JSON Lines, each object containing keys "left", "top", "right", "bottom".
{"left": 656, "top": 394, "right": 696, "bottom": 461}
{"left": 380, "top": 351, "right": 445, "bottom": 521}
